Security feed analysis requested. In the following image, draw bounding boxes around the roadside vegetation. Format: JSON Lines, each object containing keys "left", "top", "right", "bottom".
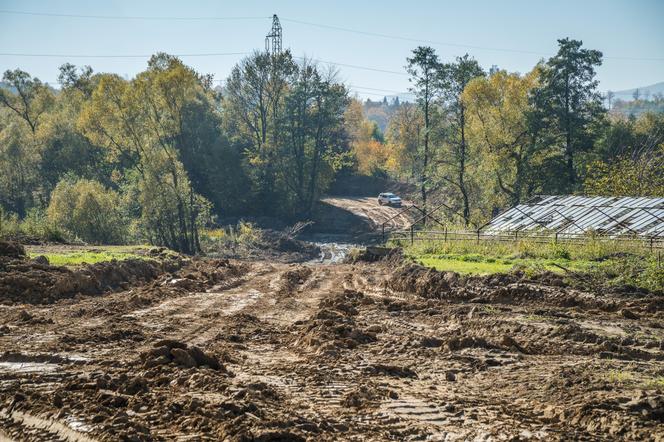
{"left": 396, "top": 237, "right": 663, "bottom": 292}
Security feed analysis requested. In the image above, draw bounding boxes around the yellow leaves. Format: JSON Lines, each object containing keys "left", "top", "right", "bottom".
{"left": 355, "top": 138, "right": 390, "bottom": 175}
{"left": 462, "top": 68, "right": 539, "bottom": 158}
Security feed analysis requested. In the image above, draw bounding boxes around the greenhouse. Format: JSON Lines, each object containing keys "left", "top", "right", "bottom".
{"left": 482, "top": 195, "right": 664, "bottom": 239}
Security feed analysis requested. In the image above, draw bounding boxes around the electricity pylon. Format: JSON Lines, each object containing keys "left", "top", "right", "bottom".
{"left": 265, "top": 14, "right": 282, "bottom": 55}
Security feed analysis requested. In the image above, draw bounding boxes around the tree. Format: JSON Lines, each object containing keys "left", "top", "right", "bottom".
{"left": 79, "top": 54, "right": 216, "bottom": 253}
{"left": 406, "top": 46, "right": 442, "bottom": 220}
{"left": 47, "top": 178, "right": 126, "bottom": 244}
{"left": 0, "top": 69, "right": 54, "bottom": 134}
{"left": 0, "top": 110, "right": 41, "bottom": 217}
{"left": 463, "top": 68, "right": 540, "bottom": 208}
{"left": 385, "top": 103, "right": 423, "bottom": 181}
{"left": 532, "top": 38, "right": 604, "bottom": 192}
{"left": 224, "top": 53, "right": 350, "bottom": 218}
{"left": 223, "top": 51, "right": 297, "bottom": 214}
{"left": 584, "top": 147, "right": 664, "bottom": 197}
{"left": 585, "top": 112, "right": 664, "bottom": 196}
{"left": 345, "top": 98, "right": 390, "bottom": 176}
{"left": 277, "top": 61, "right": 350, "bottom": 216}
{"left": 438, "top": 54, "right": 485, "bottom": 225}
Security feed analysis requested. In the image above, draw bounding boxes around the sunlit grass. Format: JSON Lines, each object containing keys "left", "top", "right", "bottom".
{"left": 395, "top": 237, "right": 662, "bottom": 291}
{"left": 27, "top": 245, "right": 150, "bottom": 266}
{"left": 414, "top": 252, "right": 590, "bottom": 275}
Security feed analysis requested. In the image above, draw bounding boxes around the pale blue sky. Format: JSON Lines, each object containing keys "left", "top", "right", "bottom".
{"left": 1, "top": 0, "right": 663, "bottom": 98}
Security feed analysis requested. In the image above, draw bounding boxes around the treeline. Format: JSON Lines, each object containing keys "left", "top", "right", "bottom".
{"left": 1, "top": 39, "right": 662, "bottom": 250}
{"left": 358, "top": 38, "right": 664, "bottom": 226}
{"left": 0, "top": 52, "right": 360, "bottom": 252}
{"left": 611, "top": 94, "right": 664, "bottom": 117}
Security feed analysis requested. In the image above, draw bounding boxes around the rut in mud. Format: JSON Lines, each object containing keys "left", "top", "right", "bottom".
{"left": 0, "top": 248, "right": 663, "bottom": 441}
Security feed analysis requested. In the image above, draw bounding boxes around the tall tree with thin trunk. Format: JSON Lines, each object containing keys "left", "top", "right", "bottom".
{"left": 406, "top": 46, "right": 441, "bottom": 222}
{"left": 438, "top": 54, "right": 485, "bottom": 226}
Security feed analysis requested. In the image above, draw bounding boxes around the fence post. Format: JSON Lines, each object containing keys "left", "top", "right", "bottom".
{"left": 476, "top": 229, "right": 480, "bottom": 245}
{"left": 650, "top": 237, "right": 654, "bottom": 253}
{"left": 554, "top": 232, "right": 558, "bottom": 244}
{"left": 410, "top": 225, "right": 414, "bottom": 245}
{"left": 444, "top": 226, "right": 448, "bottom": 243}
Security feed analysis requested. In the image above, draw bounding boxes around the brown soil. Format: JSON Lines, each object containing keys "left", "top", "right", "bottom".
{"left": 208, "top": 230, "right": 321, "bottom": 263}
{"left": 0, "top": 246, "right": 663, "bottom": 441}
{"left": 317, "top": 196, "right": 413, "bottom": 235}
{"left": 0, "top": 242, "right": 186, "bottom": 305}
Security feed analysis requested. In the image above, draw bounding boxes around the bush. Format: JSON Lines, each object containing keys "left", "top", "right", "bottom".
{"left": 47, "top": 178, "right": 126, "bottom": 244}
{"left": 133, "top": 155, "right": 211, "bottom": 254}
{"left": 0, "top": 207, "right": 66, "bottom": 242}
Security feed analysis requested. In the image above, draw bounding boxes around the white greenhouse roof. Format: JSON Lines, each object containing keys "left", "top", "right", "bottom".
{"left": 482, "top": 195, "right": 664, "bottom": 238}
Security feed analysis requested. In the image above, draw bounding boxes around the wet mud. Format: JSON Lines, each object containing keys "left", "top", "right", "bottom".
{"left": 0, "top": 245, "right": 663, "bottom": 440}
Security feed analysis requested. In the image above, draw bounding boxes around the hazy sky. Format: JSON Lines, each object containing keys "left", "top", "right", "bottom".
{"left": 1, "top": 0, "right": 663, "bottom": 99}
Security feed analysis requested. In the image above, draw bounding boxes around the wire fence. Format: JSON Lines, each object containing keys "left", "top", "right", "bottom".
{"left": 385, "top": 228, "right": 664, "bottom": 251}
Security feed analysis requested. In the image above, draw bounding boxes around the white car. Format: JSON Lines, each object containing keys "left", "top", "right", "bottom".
{"left": 378, "top": 192, "right": 402, "bottom": 207}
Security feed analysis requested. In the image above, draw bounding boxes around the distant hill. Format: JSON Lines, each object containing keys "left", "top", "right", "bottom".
{"left": 363, "top": 97, "right": 405, "bottom": 133}
{"left": 611, "top": 81, "right": 664, "bottom": 101}
{"left": 609, "top": 82, "right": 664, "bottom": 117}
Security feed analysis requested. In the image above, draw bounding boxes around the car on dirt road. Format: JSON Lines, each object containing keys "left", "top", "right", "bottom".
{"left": 377, "top": 192, "right": 402, "bottom": 207}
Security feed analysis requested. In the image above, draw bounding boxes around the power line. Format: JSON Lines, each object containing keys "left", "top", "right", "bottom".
{"left": 0, "top": 9, "right": 269, "bottom": 21}
{"left": 281, "top": 17, "right": 664, "bottom": 62}
{"left": 0, "top": 52, "right": 250, "bottom": 58}
{"left": 3, "top": 9, "right": 660, "bottom": 61}
{"left": 282, "top": 17, "right": 547, "bottom": 56}
{"left": 294, "top": 56, "right": 407, "bottom": 76}
{"left": 348, "top": 84, "right": 404, "bottom": 94}
{"left": 0, "top": 52, "right": 409, "bottom": 77}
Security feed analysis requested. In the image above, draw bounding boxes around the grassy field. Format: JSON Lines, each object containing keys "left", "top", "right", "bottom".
{"left": 26, "top": 245, "right": 150, "bottom": 266}
{"left": 392, "top": 236, "right": 663, "bottom": 292}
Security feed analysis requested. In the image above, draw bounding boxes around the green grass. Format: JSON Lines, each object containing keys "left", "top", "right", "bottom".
{"left": 418, "top": 256, "right": 513, "bottom": 274}
{"left": 27, "top": 245, "right": 149, "bottom": 266}
{"left": 394, "top": 237, "right": 662, "bottom": 291}
{"left": 414, "top": 252, "right": 590, "bottom": 275}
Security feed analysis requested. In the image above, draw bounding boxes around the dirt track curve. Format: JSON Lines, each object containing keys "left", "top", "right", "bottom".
{"left": 320, "top": 197, "right": 413, "bottom": 231}
{"left": 1, "top": 254, "right": 663, "bottom": 441}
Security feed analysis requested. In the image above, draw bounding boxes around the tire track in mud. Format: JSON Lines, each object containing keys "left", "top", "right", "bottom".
{"left": 0, "top": 410, "right": 98, "bottom": 442}
{"left": 2, "top": 256, "right": 663, "bottom": 440}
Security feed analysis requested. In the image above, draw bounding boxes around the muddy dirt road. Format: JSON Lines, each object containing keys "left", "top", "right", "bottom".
{"left": 1, "top": 249, "right": 663, "bottom": 440}
{"left": 320, "top": 197, "right": 413, "bottom": 231}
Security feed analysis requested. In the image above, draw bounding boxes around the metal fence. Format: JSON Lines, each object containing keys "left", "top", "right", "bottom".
{"left": 385, "top": 228, "right": 664, "bottom": 250}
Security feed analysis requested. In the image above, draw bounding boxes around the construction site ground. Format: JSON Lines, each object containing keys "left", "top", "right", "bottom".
{"left": 1, "top": 239, "right": 663, "bottom": 441}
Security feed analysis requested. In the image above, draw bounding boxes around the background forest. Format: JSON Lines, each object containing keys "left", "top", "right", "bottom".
{"left": 1, "top": 39, "right": 663, "bottom": 252}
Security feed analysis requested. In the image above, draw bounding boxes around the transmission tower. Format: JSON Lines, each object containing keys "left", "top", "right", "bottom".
{"left": 265, "top": 14, "right": 282, "bottom": 55}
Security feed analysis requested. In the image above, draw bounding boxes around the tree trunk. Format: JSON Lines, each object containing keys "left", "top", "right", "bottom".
{"left": 459, "top": 105, "right": 470, "bottom": 226}
{"left": 421, "top": 86, "right": 429, "bottom": 226}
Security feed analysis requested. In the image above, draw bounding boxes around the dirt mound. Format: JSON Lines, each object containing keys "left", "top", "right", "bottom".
{"left": 0, "top": 242, "right": 199, "bottom": 304}
{"left": 0, "top": 240, "right": 25, "bottom": 259}
{"left": 294, "top": 290, "right": 377, "bottom": 355}
{"left": 210, "top": 230, "right": 320, "bottom": 263}
{"left": 141, "top": 340, "right": 225, "bottom": 370}
{"left": 345, "top": 246, "right": 403, "bottom": 264}
{"left": 0, "top": 257, "right": 167, "bottom": 304}
{"left": 278, "top": 266, "right": 313, "bottom": 295}
{"left": 387, "top": 263, "right": 461, "bottom": 299}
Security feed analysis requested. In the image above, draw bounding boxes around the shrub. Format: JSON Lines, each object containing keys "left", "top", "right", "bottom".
{"left": 47, "top": 178, "right": 126, "bottom": 244}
